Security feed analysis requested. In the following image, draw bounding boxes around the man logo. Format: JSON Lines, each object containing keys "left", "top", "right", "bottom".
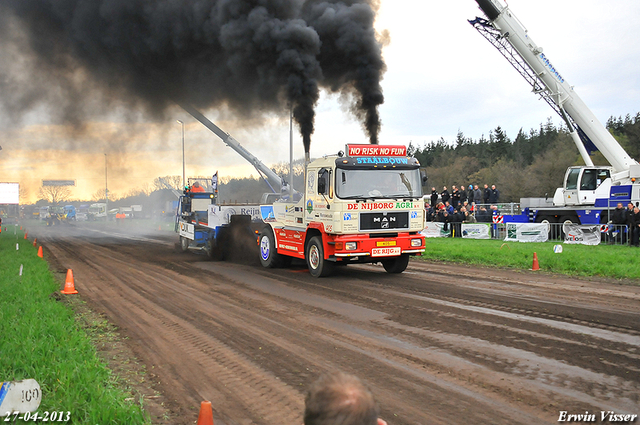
{"left": 343, "top": 213, "right": 352, "bottom": 221}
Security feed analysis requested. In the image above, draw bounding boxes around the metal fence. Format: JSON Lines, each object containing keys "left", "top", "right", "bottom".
{"left": 487, "top": 223, "right": 631, "bottom": 245}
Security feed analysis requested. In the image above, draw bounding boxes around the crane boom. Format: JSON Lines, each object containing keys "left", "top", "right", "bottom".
{"left": 470, "top": 0, "right": 638, "bottom": 177}
{"left": 180, "top": 104, "right": 282, "bottom": 193}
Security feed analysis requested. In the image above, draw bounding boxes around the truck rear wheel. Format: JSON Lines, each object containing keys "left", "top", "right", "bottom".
{"left": 306, "top": 236, "right": 334, "bottom": 278}
{"left": 382, "top": 254, "right": 410, "bottom": 274}
{"left": 205, "top": 237, "right": 225, "bottom": 261}
{"left": 259, "top": 228, "right": 285, "bottom": 268}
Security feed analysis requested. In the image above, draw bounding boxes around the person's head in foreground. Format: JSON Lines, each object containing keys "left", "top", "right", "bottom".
{"left": 304, "top": 371, "right": 387, "bottom": 425}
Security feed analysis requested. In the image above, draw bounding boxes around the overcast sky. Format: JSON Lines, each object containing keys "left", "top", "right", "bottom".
{"left": 2, "top": 0, "right": 640, "bottom": 202}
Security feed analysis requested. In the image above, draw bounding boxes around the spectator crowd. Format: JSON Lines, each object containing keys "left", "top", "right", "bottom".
{"left": 425, "top": 184, "right": 501, "bottom": 236}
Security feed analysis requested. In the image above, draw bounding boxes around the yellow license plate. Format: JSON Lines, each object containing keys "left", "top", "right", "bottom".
{"left": 376, "top": 241, "right": 396, "bottom": 247}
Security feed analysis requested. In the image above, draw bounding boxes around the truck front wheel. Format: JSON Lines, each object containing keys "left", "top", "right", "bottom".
{"left": 259, "top": 228, "right": 285, "bottom": 268}
{"left": 306, "top": 236, "right": 334, "bottom": 278}
{"left": 382, "top": 254, "right": 410, "bottom": 274}
{"left": 180, "top": 236, "right": 190, "bottom": 252}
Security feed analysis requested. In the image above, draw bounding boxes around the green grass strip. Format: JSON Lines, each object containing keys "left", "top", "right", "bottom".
{"left": 0, "top": 227, "right": 150, "bottom": 424}
{"left": 420, "top": 237, "right": 640, "bottom": 281}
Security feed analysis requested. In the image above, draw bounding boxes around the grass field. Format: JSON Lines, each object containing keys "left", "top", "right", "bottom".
{"left": 420, "top": 237, "right": 640, "bottom": 281}
{"left": 0, "top": 225, "right": 150, "bottom": 424}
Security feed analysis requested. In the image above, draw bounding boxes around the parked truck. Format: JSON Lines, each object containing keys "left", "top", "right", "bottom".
{"left": 88, "top": 203, "right": 107, "bottom": 220}
{"left": 178, "top": 107, "right": 427, "bottom": 276}
{"left": 470, "top": 0, "right": 640, "bottom": 225}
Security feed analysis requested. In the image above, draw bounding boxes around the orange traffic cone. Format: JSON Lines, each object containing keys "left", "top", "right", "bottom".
{"left": 24, "top": 232, "right": 28, "bottom": 239}
{"left": 33, "top": 238, "right": 37, "bottom": 247}
{"left": 196, "top": 401, "right": 214, "bottom": 425}
{"left": 531, "top": 252, "right": 540, "bottom": 271}
{"left": 61, "top": 269, "right": 79, "bottom": 294}
{"left": 37, "top": 246, "right": 43, "bottom": 258}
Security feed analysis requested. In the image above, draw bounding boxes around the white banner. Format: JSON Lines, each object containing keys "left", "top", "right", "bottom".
{"left": 421, "top": 222, "right": 450, "bottom": 238}
{"left": 461, "top": 223, "right": 491, "bottom": 239}
{"left": 504, "top": 223, "right": 549, "bottom": 243}
{"left": 563, "top": 224, "right": 601, "bottom": 245}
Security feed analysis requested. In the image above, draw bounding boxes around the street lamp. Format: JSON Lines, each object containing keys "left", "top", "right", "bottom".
{"left": 177, "top": 120, "right": 185, "bottom": 188}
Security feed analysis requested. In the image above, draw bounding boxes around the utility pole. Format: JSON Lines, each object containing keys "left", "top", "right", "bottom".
{"left": 105, "top": 153, "right": 108, "bottom": 221}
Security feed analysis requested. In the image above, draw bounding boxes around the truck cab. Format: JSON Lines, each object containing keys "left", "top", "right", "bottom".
{"left": 259, "top": 145, "right": 427, "bottom": 277}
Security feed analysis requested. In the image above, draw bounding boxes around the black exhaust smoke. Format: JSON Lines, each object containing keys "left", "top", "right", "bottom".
{"left": 0, "top": 0, "right": 386, "bottom": 151}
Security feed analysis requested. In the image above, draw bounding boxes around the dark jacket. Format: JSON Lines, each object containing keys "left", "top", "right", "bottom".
{"left": 611, "top": 207, "right": 626, "bottom": 225}
{"left": 483, "top": 187, "right": 491, "bottom": 203}
{"left": 441, "top": 190, "right": 450, "bottom": 204}
{"left": 451, "top": 189, "right": 461, "bottom": 208}
{"left": 430, "top": 190, "right": 438, "bottom": 206}
{"left": 489, "top": 188, "right": 500, "bottom": 204}
{"left": 625, "top": 208, "right": 636, "bottom": 226}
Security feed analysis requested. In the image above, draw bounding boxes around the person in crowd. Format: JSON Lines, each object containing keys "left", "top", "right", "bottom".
{"left": 445, "top": 201, "right": 454, "bottom": 215}
{"left": 424, "top": 202, "right": 433, "bottom": 222}
{"left": 473, "top": 185, "right": 482, "bottom": 207}
{"left": 304, "top": 371, "right": 388, "bottom": 425}
{"left": 483, "top": 184, "right": 491, "bottom": 205}
{"left": 489, "top": 184, "right": 500, "bottom": 204}
{"left": 467, "top": 184, "right": 474, "bottom": 205}
{"left": 630, "top": 206, "right": 640, "bottom": 247}
{"left": 461, "top": 206, "right": 476, "bottom": 223}
{"left": 451, "top": 185, "right": 460, "bottom": 209}
{"left": 450, "top": 206, "right": 463, "bottom": 237}
{"left": 436, "top": 202, "right": 449, "bottom": 231}
{"left": 476, "top": 206, "right": 490, "bottom": 223}
{"left": 626, "top": 203, "right": 636, "bottom": 245}
{"left": 430, "top": 187, "right": 439, "bottom": 207}
{"left": 609, "top": 202, "right": 627, "bottom": 244}
{"left": 441, "top": 186, "right": 450, "bottom": 206}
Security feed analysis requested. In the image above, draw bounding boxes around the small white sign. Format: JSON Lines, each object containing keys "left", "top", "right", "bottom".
{"left": 178, "top": 222, "right": 195, "bottom": 240}
{"left": 0, "top": 379, "right": 42, "bottom": 414}
{"left": 553, "top": 244, "right": 563, "bottom": 253}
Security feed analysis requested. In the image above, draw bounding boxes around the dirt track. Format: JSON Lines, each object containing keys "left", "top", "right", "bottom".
{"left": 30, "top": 222, "right": 640, "bottom": 424}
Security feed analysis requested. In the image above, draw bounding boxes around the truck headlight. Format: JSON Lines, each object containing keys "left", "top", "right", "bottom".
{"left": 411, "top": 238, "right": 422, "bottom": 247}
{"left": 345, "top": 242, "right": 357, "bottom": 251}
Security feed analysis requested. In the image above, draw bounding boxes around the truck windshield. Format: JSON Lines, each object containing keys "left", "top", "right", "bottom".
{"left": 335, "top": 169, "right": 423, "bottom": 199}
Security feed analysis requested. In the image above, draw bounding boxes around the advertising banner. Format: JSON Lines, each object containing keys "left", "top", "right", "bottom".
{"left": 461, "top": 223, "right": 491, "bottom": 239}
{"left": 421, "top": 222, "right": 450, "bottom": 238}
{"left": 504, "top": 223, "right": 549, "bottom": 243}
{"left": 0, "top": 183, "right": 19, "bottom": 204}
{"left": 563, "top": 224, "right": 601, "bottom": 245}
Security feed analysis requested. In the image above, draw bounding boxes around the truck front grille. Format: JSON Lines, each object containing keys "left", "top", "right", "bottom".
{"left": 360, "top": 212, "right": 409, "bottom": 231}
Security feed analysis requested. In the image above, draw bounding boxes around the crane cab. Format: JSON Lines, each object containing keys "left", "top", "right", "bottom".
{"left": 554, "top": 166, "right": 612, "bottom": 206}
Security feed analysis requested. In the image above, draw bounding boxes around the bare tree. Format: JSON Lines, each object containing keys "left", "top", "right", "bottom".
{"left": 38, "top": 185, "right": 72, "bottom": 205}
{"left": 152, "top": 176, "right": 182, "bottom": 191}
{"left": 92, "top": 189, "right": 106, "bottom": 202}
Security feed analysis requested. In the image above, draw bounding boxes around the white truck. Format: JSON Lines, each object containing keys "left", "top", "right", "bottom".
{"left": 470, "top": 0, "right": 640, "bottom": 225}
{"left": 88, "top": 203, "right": 107, "bottom": 220}
{"left": 259, "top": 144, "right": 427, "bottom": 277}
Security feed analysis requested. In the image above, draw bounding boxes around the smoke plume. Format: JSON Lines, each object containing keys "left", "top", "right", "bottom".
{"left": 0, "top": 0, "right": 386, "bottom": 151}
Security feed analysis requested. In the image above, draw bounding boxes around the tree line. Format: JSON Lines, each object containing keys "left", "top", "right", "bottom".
{"left": 31, "top": 112, "right": 640, "bottom": 208}
{"left": 410, "top": 112, "right": 640, "bottom": 203}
